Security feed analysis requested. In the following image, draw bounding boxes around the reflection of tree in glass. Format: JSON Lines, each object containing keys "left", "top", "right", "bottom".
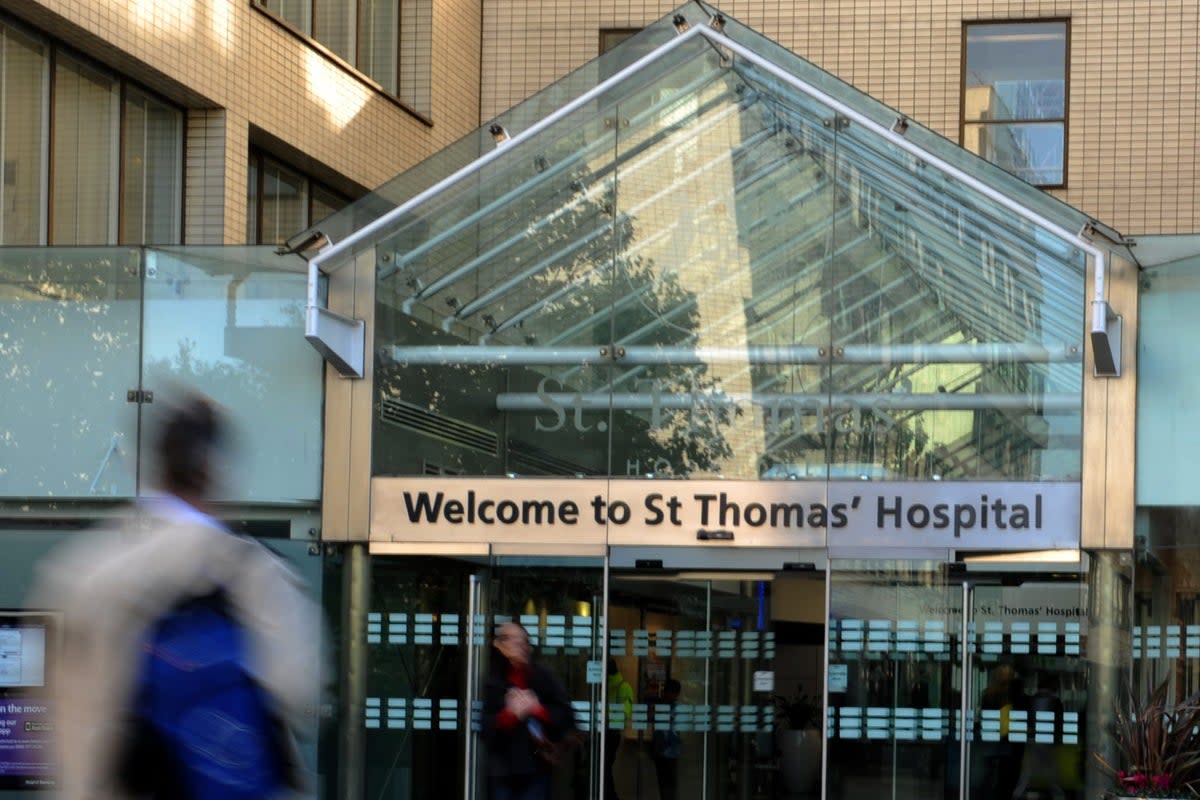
{"left": 0, "top": 253, "right": 139, "bottom": 496}
{"left": 144, "top": 338, "right": 269, "bottom": 401}
{"left": 374, "top": 159, "right": 737, "bottom": 478}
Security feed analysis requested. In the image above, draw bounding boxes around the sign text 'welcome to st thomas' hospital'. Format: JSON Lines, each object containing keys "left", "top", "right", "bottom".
{"left": 370, "top": 479, "right": 1080, "bottom": 550}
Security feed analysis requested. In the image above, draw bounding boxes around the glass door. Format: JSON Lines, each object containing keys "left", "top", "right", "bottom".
{"left": 607, "top": 547, "right": 827, "bottom": 800}
{"left": 826, "top": 556, "right": 1088, "bottom": 800}
{"left": 363, "top": 553, "right": 604, "bottom": 800}
{"left": 487, "top": 555, "right": 606, "bottom": 800}
{"left": 965, "top": 568, "right": 1087, "bottom": 800}
{"left": 826, "top": 559, "right": 960, "bottom": 800}
{"left": 364, "top": 555, "right": 485, "bottom": 800}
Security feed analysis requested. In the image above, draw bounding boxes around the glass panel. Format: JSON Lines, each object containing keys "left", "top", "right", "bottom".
{"left": 1135, "top": 508, "right": 1199, "bottom": 689}
{"left": 364, "top": 556, "right": 477, "bottom": 799}
{"left": 609, "top": 549, "right": 825, "bottom": 800}
{"left": 0, "top": 529, "right": 75, "bottom": 606}
{"left": 372, "top": 42, "right": 659, "bottom": 476}
{"left": 602, "top": 38, "right": 841, "bottom": 480}
{"left": 311, "top": 183, "right": 348, "bottom": 229}
{"left": 52, "top": 55, "right": 118, "bottom": 245}
{"left": 0, "top": 247, "right": 141, "bottom": 497}
{"left": 1137, "top": 262, "right": 1200, "bottom": 505}
{"left": 962, "top": 123, "right": 1064, "bottom": 187}
{"left": 964, "top": 23, "right": 1066, "bottom": 121}
{"left": 260, "top": 157, "right": 308, "bottom": 246}
{"left": 827, "top": 559, "right": 958, "bottom": 800}
{"left": 826, "top": 121, "right": 1083, "bottom": 481}
{"left": 294, "top": 4, "right": 706, "bottom": 249}
{"left": 361, "top": 0, "right": 398, "bottom": 95}
{"left": 122, "top": 87, "right": 183, "bottom": 245}
{"left": 365, "top": 555, "right": 603, "bottom": 800}
{"left": 140, "top": 246, "right": 323, "bottom": 502}
{"left": 967, "top": 574, "right": 1088, "bottom": 800}
{"left": 490, "top": 556, "right": 604, "bottom": 800}
{"left": 0, "top": 23, "right": 47, "bottom": 245}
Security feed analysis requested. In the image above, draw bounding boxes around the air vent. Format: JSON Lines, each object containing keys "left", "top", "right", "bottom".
{"left": 380, "top": 397, "right": 499, "bottom": 455}
{"left": 506, "top": 439, "right": 596, "bottom": 476}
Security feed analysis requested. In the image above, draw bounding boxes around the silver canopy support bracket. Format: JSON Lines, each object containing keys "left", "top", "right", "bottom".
{"left": 1090, "top": 299, "right": 1122, "bottom": 378}
{"left": 307, "top": 305, "right": 365, "bottom": 378}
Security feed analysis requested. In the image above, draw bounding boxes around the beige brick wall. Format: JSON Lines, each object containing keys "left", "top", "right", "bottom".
{"left": 481, "top": 0, "right": 1200, "bottom": 236}
{"left": 8, "top": 0, "right": 481, "bottom": 243}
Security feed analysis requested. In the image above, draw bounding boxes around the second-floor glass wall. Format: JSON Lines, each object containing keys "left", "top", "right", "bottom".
{"left": 0, "top": 246, "right": 323, "bottom": 502}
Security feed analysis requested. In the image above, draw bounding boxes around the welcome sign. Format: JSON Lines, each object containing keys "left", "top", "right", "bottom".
{"left": 371, "top": 478, "right": 1080, "bottom": 550}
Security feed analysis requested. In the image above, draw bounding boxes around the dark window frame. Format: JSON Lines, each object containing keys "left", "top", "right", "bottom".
{"left": 959, "top": 18, "right": 1070, "bottom": 190}
{"left": 599, "top": 28, "right": 641, "bottom": 54}
{"left": 5, "top": 12, "right": 188, "bottom": 246}
{"left": 247, "top": 148, "right": 352, "bottom": 246}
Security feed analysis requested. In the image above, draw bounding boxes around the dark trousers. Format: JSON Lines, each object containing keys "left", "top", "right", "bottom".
{"left": 653, "top": 756, "right": 678, "bottom": 800}
{"left": 604, "top": 732, "right": 622, "bottom": 800}
{"left": 492, "top": 772, "right": 550, "bottom": 800}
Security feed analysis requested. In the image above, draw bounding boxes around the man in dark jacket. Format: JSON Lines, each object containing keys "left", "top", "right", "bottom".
{"left": 482, "top": 622, "right": 575, "bottom": 800}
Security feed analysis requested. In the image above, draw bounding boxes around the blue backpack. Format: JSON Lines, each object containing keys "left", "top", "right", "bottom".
{"left": 118, "top": 593, "right": 292, "bottom": 800}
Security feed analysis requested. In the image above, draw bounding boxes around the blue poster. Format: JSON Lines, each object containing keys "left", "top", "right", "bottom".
{"left": 0, "top": 701, "right": 55, "bottom": 789}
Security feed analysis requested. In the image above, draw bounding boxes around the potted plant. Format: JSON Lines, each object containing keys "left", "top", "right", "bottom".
{"left": 1095, "top": 678, "right": 1200, "bottom": 798}
{"left": 775, "top": 686, "right": 822, "bottom": 795}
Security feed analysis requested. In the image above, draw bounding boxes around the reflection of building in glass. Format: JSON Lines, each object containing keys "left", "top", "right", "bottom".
{"left": 964, "top": 82, "right": 1065, "bottom": 186}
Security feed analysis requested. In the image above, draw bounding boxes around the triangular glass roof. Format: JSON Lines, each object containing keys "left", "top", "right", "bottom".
{"left": 323, "top": 2, "right": 1103, "bottom": 482}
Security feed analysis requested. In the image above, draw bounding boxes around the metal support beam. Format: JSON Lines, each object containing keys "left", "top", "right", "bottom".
{"left": 496, "top": 391, "right": 1080, "bottom": 413}
{"left": 387, "top": 342, "right": 1081, "bottom": 367}
{"left": 696, "top": 24, "right": 1119, "bottom": 377}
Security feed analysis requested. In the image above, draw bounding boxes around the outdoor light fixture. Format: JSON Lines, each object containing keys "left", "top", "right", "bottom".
{"left": 1091, "top": 301, "right": 1122, "bottom": 377}
{"left": 1079, "top": 220, "right": 1126, "bottom": 377}
{"left": 489, "top": 124, "right": 510, "bottom": 145}
{"left": 276, "top": 229, "right": 330, "bottom": 257}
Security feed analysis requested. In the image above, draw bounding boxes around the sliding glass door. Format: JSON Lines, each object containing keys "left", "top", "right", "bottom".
{"left": 826, "top": 557, "right": 1087, "bottom": 800}
{"left": 364, "top": 554, "right": 604, "bottom": 800}
{"left": 607, "top": 547, "right": 827, "bottom": 800}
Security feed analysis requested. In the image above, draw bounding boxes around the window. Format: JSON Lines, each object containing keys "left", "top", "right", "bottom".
{"left": 962, "top": 21, "right": 1068, "bottom": 187}
{"left": 599, "top": 28, "right": 640, "bottom": 54}
{"left": 0, "top": 16, "right": 183, "bottom": 245}
{"left": 247, "top": 150, "right": 350, "bottom": 245}
{"left": 256, "top": 0, "right": 432, "bottom": 116}
{"left": 0, "top": 23, "right": 48, "bottom": 245}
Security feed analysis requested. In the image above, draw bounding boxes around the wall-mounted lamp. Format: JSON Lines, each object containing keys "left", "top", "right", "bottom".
{"left": 489, "top": 124, "right": 511, "bottom": 145}
{"left": 1091, "top": 300, "right": 1122, "bottom": 377}
{"left": 673, "top": 14, "right": 689, "bottom": 33}
{"left": 276, "top": 229, "right": 330, "bottom": 257}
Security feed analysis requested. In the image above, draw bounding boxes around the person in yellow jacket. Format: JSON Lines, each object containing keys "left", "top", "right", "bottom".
{"left": 605, "top": 659, "right": 635, "bottom": 800}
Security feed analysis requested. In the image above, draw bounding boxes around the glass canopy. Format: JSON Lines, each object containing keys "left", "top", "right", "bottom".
{"left": 332, "top": 2, "right": 1089, "bottom": 482}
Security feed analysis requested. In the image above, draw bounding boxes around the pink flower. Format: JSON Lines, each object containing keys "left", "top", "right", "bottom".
{"left": 1152, "top": 774, "right": 1171, "bottom": 790}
